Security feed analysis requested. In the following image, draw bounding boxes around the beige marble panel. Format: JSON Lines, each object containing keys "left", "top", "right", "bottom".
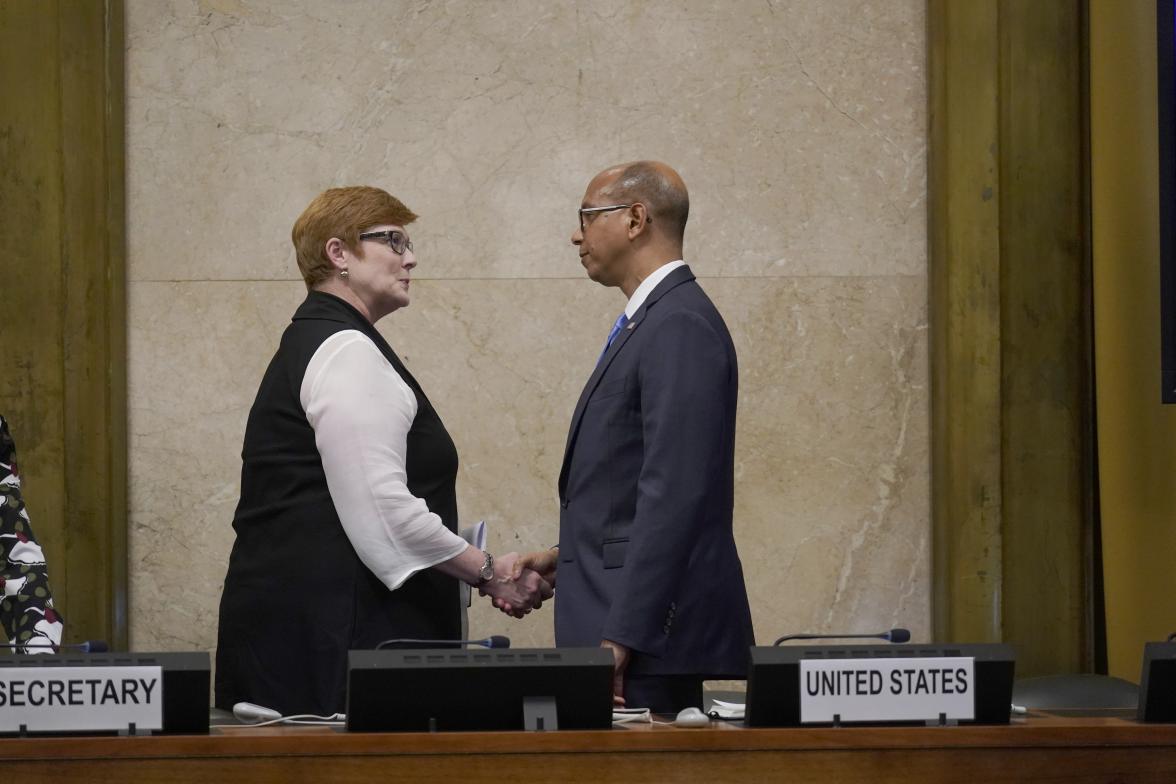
{"left": 707, "top": 277, "right": 929, "bottom": 641}
{"left": 126, "top": 0, "right": 924, "bottom": 283}
{"left": 129, "top": 274, "right": 927, "bottom": 653}
{"left": 127, "top": 281, "right": 307, "bottom": 650}
{"left": 126, "top": 0, "right": 929, "bottom": 664}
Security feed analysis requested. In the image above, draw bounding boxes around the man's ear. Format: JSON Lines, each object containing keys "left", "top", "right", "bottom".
{"left": 627, "top": 203, "right": 651, "bottom": 238}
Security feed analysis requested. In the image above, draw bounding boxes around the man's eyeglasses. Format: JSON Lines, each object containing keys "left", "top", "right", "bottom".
{"left": 578, "top": 203, "right": 636, "bottom": 232}
{"left": 359, "top": 229, "right": 413, "bottom": 255}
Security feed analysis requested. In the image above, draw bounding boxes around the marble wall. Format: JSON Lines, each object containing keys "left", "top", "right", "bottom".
{"left": 126, "top": 0, "right": 928, "bottom": 655}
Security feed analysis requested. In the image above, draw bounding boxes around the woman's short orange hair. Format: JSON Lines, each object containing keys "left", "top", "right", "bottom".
{"left": 291, "top": 186, "right": 418, "bottom": 288}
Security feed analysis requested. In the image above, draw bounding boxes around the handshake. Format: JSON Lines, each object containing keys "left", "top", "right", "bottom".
{"left": 477, "top": 549, "right": 558, "bottom": 619}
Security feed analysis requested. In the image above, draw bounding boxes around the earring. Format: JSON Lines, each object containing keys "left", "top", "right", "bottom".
{"left": 340, "top": 268, "right": 349, "bottom": 279}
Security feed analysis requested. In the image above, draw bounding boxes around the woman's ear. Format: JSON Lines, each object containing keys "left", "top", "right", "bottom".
{"left": 324, "top": 237, "right": 348, "bottom": 271}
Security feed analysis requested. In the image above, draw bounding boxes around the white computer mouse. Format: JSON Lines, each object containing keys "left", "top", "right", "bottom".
{"left": 674, "top": 707, "right": 711, "bottom": 727}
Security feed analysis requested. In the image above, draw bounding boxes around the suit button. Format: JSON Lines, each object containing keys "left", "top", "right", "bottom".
{"left": 560, "top": 500, "right": 569, "bottom": 509}
{"left": 670, "top": 602, "right": 677, "bottom": 610}
{"left": 663, "top": 625, "right": 671, "bottom": 634}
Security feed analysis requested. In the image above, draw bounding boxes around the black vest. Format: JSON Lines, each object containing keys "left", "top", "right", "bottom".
{"left": 215, "top": 291, "right": 460, "bottom": 715}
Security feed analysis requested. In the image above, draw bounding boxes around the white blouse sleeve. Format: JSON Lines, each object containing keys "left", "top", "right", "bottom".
{"left": 300, "top": 330, "right": 469, "bottom": 591}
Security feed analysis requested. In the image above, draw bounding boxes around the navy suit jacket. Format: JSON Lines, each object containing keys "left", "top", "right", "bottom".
{"left": 555, "top": 264, "right": 755, "bottom": 678}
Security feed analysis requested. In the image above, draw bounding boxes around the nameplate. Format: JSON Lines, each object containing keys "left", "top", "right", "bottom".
{"left": 799, "top": 656, "right": 975, "bottom": 723}
{"left": 0, "top": 665, "right": 163, "bottom": 733}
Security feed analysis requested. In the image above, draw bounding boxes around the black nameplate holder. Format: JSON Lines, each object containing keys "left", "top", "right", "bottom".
{"left": 1138, "top": 642, "right": 1176, "bottom": 722}
{"left": 745, "top": 643, "right": 1015, "bottom": 727}
{"left": 0, "top": 651, "right": 209, "bottom": 736}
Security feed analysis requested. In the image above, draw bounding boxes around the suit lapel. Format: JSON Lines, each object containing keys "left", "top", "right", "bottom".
{"left": 557, "top": 265, "right": 696, "bottom": 496}
{"left": 561, "top": 311, "right": 640, "bottom": 455}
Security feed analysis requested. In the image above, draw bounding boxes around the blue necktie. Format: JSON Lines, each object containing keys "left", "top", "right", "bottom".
{"left": 597, "top": 313, "right": 629, "bottom": 366}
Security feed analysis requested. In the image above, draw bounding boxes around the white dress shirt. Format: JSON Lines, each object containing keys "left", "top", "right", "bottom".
{"left": 299, "top": 330, "right": 468, "bottom": 592}
{"left": 624, "top": 259, "right": 686, "bottom": 318}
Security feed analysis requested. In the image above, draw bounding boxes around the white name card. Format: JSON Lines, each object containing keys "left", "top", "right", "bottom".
{"left": 799, "top": 656, "right": 975, "bottom": 723}
{"left": 0, "top": 666, "right": 163, "bottom": 733}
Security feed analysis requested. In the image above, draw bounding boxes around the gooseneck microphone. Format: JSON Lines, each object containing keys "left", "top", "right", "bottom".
{"left": 374, "top": 635, "right": 510, "bottom": 651}
{"left": 773, "top": 628, "right": 911, "bottom": 646}
{"left": 0, "top": 640, "right": 109, "bottom": 653}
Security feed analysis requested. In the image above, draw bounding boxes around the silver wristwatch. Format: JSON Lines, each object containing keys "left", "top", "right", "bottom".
{"left": 476, "top": 552, "right": 494, "bottom": 586}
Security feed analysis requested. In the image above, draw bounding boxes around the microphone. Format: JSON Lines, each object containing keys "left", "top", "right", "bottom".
{"left": 374, "top": 635, "right": 510, "bottom": 650}
{"left": 773, "top": 628, "right": 911, "bottom": 646}
{"left": 233, "top": 702, "right": 282, "bottom": 722}
{"left": 0, "top": 640, "right": 109, "bottom": 653}
{"left": 231, "top": 702, "right": 344, "bottom": 724}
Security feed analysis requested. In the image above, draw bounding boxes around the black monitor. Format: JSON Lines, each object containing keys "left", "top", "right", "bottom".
{"left": 1138, "top": 641, "right": 1176, "bottom": 721}
{"left": 345, "top": 647, "right": 614, "bottom": 732}
{"left": 745, "top": 643, "right": 1015, "bottom": 726}
{"left": 1160, "top": 0, "right": 1176, "bottom": 403}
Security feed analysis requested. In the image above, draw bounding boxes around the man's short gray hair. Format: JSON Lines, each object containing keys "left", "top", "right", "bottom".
{"left": 601, "top": 162, "right": 689, "bottom": 242}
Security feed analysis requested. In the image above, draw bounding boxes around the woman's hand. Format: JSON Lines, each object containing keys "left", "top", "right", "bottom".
{"left": 479, "top": 552, "right": 553, "bottom": 618}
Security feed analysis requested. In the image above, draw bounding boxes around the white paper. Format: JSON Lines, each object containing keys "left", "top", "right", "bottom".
{"left": 0, "top": 665, "right": 163, "bottom": 733}
{"left": 458, "top": 520, "right": 487, "bottom": 637}
{"left": 462, "top": 519, "right": 487, "bottom": 551}
{"left": 799, "top": 656, "right": 975, "bottom": 723}
{"left": 708, "top": 698, "right": 746, "bottom": 718}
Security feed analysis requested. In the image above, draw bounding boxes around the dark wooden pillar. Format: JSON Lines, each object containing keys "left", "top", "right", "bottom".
{"left": 0, "top": 0, "right": 128, "bottom": 649}
{"left": 929, "top": 0, "right": 1094, "bottom": 675}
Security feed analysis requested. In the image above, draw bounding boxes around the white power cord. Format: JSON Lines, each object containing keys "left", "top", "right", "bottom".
{"left": 212, "top": 713, "right": 345, "bottom": 728}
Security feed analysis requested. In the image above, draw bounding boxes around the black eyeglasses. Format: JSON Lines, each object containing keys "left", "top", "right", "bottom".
{"left": 578, "top": 203, "right": 653, "bottom": 232}
{"left": 358, "top": 229, "right": 413, "bottom": 255}
{"left": 578, "top": 203, "right": 635, "bottom": 232}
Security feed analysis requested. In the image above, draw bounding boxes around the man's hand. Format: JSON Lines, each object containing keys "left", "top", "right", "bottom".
{"left": 511, "top": 548, "right": 558, "bottom": 588}
{"left": 479, "top": 552, "right": 553, "bottom": 618}
{"left": 601, "top": 639, "right": 630, "bottom": 707}
{"left": 486, "top": 548, "right": 559, "bottom": 618}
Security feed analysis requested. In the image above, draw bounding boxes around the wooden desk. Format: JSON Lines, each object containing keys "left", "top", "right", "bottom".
{"left": 2, "top": 712, "right": 1174, "bottom": 783}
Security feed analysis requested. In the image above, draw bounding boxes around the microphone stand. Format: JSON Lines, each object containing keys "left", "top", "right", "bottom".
{"left": 773, "top": 629, "right": 910, "bottom": 646}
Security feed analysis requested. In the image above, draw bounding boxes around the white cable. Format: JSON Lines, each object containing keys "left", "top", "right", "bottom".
{"left": 212, "top": 712, "right": 345, "bottom": 728}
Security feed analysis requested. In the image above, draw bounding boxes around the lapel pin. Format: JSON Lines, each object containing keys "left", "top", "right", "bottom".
{"left": 626, "top": 322, "right": 635, "bottom": 330}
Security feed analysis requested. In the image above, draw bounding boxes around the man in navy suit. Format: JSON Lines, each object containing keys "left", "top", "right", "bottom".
{"left": 512, "top": 161, "right": 755, "bottom": 712}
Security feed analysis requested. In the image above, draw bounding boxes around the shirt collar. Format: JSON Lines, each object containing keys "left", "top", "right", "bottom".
{"left": 624, "top": 259, "right": 686, "bottom": 319}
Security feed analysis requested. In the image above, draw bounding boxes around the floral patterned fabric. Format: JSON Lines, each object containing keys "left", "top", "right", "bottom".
{"left": 1, "top": 415, "right": 63, "bottom": 653}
